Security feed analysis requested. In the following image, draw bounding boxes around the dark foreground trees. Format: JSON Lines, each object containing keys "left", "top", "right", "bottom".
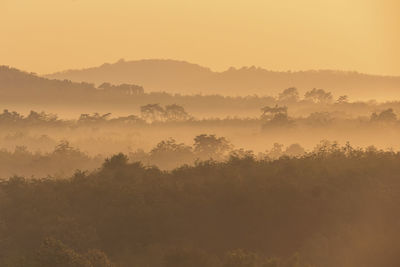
{"left": 1, "top": 144, "right": 400, "bottom": 267}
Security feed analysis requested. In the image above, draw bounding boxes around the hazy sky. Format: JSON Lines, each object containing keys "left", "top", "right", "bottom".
{"left": 1, "top": 0, "right": 399, "bottom": 75}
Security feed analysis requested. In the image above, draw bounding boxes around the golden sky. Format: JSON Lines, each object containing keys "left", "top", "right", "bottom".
{"left": 1, "top": 0, "right": 399, "bottom": 75}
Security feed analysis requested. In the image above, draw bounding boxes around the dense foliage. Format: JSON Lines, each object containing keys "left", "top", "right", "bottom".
{"left": 1, "top": 144, "right": 400, "bottom": 267}
{"left": 0, "top": 141, "right": 102, "bottom": 178}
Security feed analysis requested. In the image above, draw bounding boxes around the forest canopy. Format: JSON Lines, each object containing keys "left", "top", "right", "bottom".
{"left": 1, "top": 144, "right": 400, "bottom": 267}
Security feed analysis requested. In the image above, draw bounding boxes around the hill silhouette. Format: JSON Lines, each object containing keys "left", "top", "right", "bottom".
{"left": 0, "top": 65, "right": 275, "bottom": 118}
{"left": 45, "top": 59, "right": 400, "bottom": 100}
{"left": 0, "top": 65, "right": 145, "bottom": 114}
{"left": 3, "top": 64, "right": 400, "bottom": 120}
{"left": 0, "top": 65, "right": 96, "bottom": 97}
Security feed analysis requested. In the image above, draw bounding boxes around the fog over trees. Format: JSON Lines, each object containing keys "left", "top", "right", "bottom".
{"left": 1, "top": 62, "right": 400, "bottom": 267}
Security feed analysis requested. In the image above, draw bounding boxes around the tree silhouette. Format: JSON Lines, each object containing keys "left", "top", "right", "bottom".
{"left": 370, "top": 108, "right": 397, "bottom": 123}
{"left": 99, "top": 82, "right": 144, "bottom": 95}
{"left": 304, "top": 88, "right": 333, "bottom": 103}
{"left": 140, "top": 104, "right": 165, "bottom": 122}
{"left": 164, "top": 104, "right": 191, "bottom": 121}
{"left": 261, "top": 105, "right": 288, "bottom": 120}
{"left": 261, "top": 105, "right": 293, "bottom": 128}
{"left": 149, "top": 138, "right": 194, "bottom": 169}
{"left": 336, "top": 95, "right": 349, "bottom": 104}
{"left": 285, "top": 143, "right": 306, "bottom": 157}
{"left": 194, "top": 134, "right": 231, "bottom": 160}
{"left": 306, "top": 112, "right": 333, "bottom": 126}
{"left": 102, "top": 153, "right": 129, "bottom": 169}
{"left": 278, "top": 87, "right": 299, "bottom": 103}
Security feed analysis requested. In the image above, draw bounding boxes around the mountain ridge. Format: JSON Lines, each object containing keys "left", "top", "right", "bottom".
{"left": 48, "top": 58, "right": 400, "bottom": 78}
{"left": 44, "top": 59, "right": 400, "bottom": 100}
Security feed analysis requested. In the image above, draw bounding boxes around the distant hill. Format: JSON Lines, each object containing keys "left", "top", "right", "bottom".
{"left": 45, "top": 59, "right": 400, "bottom": 100}
{"left": 0, "top": 65, "right": 276, "bottom": 118}
{"left": 0, "top": 66, "right": 146, "bottom": 114}
{"left": 0, "top": 65, "right": 144, "bottom": 97}
{"left": 0, "top": 65, "right": 95, "bottom": 94}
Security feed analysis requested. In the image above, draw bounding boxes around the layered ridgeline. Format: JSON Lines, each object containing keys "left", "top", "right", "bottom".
{"left": 0, "top": 65, "right": 147, "bottom": 114}
{"left": 0, "top": 65, "right": 143, "bottom": 101}
{"left": 2, "top": 64, "right": 400, "bottom": 118}
{"left": 0, "top": 65, "right": 273, "bottom": 117}
{"left": 46, "top": 59, "right": 400, "bottom": 100}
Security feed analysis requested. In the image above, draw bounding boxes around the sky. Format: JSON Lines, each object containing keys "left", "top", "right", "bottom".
{"left": 1, "top": 0, "right": 399, "bottom": 75}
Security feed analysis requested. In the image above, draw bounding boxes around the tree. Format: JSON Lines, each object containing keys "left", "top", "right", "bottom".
{"left": 194, "top": 134, "right": 232, "bottom": 160}
{"left": 140, "top": 104, "right": 165, "bottom": 122}
{"left": 261, "top": 105, "right": 293, "bottom": 129}
{"left": 370, "top": 108, "right": 397, "bottom": 123}
{"left": 99, "top": 82, "right": 144, "bottom": 95}
{"left": 267, "top": 112, "right": 293, "bottom": 127}
{"left": 149, "top": 138, "right": 194, "bottom": 169}
{"left": 78, "top": 113, "right": 111, "bottom": 124}
{"left": 336, "top": 95, "right": 348, "bottom": 104}
{"left": 304, "top": 88, "right": 333, "bottom": 103}
{"left": 305, "top": 112, "right": 333, "bottom": 126}
{"left": 140, "top": 104, "right": 191, "bottom": 122}
{"left": 0, "top": 109, "right": 23, "bottom": 124}
{"left": 278, "top": 87, "right": 299, "bottom": 103}
{"left": 285, "top": 144, "right": 306, "bottom": 157}
{"left": 266, "top": 143, "right": 284, "bottom": 159}
{"left": 110, "top": 114, "right": 144, "bottom": 124}
{"left": 229, "top": 149, "right": 255, "bottom": 160}
{"left": 102, "top": 153, "right": 129, "bottom": 169}
{"left": 26, "top": 110, "right": 58, "bottom": 124}
{"left": 98, "top": 82, "right": 113, "bottom": 90}
{"left": 54, "top": 140, "right": 75, "bottom": 154}
{"left": 164, "top": 104, "right": 191, "bottom": 121}
{"left": 261, "top": 105, "right": 288, "bottom": 120}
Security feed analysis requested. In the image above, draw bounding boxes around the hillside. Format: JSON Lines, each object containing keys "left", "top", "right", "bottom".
{"left": 46, "top": 59, "right": 400, "bottom": 100}
{"left": 2, "top": 64, "right": 400, "bottom": 119}
{"left": 0, "top": 66, "right": 147, "bottom": 115}
{"left": 0, "top": 65, "right": 273, "bottom": 118}
{"left": 0, "top": 66, "right": 96, "bottom": 96}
